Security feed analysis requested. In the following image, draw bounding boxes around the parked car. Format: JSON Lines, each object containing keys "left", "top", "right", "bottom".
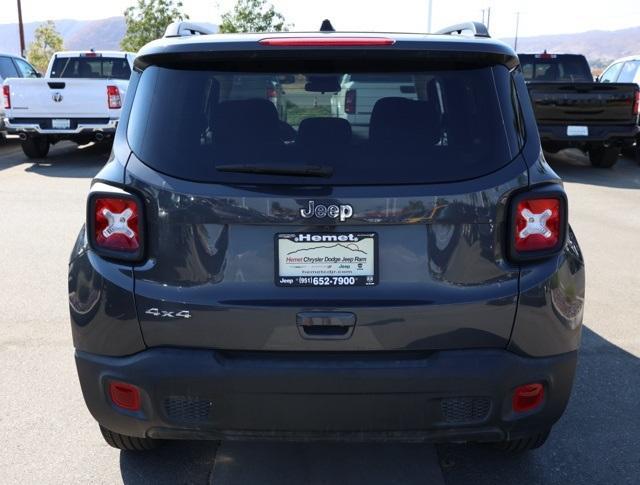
{"left": 69, "top": 21, "right": 585, "bottom": 453}
{"left": 0, "top": 53, "right": 40, "bottom": 143}
{"left": 599, "top": 55, "right": 640, "bottom": 162}
{"left": 519, "top": 52, "right": 639, "bottom": 168}
{"left": 331, "top": 73, "right": 418, "bottom": 129}
{"left": 2, "top": 50, "right": 134, "bottom": 158}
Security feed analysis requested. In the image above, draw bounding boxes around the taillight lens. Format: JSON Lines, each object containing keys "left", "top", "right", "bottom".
{"left": 344, "top": 89, "right": 356, "bottom": 114}
{"left": 515, "top": 198, "right": 561, "bottom": 251}
{"left": 2, "top": 85, "right": 10, "bottom": 109}
{"left": 107, "top": 85, "right": 121, "bottom": 109}
{"left": 510, "top": 191, "right": 567, "bottom": 261}
{"left": 88, "top": 192, "right": 144, "bottom": 261}
{"left": 633, "top": 91, "right": 640, "bottom": 116}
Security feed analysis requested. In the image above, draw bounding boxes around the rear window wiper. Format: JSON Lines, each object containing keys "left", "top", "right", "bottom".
{"left": 216, "top": 163, "right": 333, "bottom": 177}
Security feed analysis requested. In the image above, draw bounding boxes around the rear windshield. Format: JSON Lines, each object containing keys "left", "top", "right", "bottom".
{"left": 50, "top": 56, "right": 131, "bottom": 80}
{"left": 519, "top": 55, "right": 592, "bottom": 82}
{"left": 127, "top": 63, "right": 522, "bottom": 185}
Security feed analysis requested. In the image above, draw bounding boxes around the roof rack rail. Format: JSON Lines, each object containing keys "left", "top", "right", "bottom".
{"left": 435, "top": 21, "right": 490, "bottom": 38}
{"left": 164, "top": 21, "right": 214, "bottom": 38}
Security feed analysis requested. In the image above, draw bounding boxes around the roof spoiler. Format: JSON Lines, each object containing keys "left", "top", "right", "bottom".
{"left": 164, "top": 21, "right": 214, "bottom": 38}
{"left": 435, "top": 21, "right": 490, "bottom": 38}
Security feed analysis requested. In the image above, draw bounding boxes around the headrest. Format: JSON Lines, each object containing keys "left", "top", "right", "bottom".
{"left": 369, "top": 97, "right": 441, "bottom": 146}
{"left": 297, "top": 117, "right": 352, "bottom": 147}
{"left": 213, "top": 98, "right": 281, "bottom": 144}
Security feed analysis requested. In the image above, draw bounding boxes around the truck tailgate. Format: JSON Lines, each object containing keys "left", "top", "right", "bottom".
{"left": 5, "top": 78, "right": 113, "bottom": 118}
{"left": 527, "top": 82, "right": 639, "bottom": 124}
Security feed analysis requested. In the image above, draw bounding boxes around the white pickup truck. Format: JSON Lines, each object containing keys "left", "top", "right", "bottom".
{"left": 2, "top": 50, "right": 134, "bottom": 158}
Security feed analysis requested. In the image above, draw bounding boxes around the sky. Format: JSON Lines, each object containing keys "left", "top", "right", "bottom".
{"left": 1, "top": 0, "right": 639, "bottom": 39}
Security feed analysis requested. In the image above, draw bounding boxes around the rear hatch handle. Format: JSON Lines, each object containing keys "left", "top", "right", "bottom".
{"left": 296, "top": 312, "right": 356, "bottom": 340}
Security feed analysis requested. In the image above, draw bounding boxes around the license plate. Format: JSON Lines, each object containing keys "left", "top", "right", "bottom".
{"left": 276, "top": 232, "right": 378, "bottom": 287}
{"left": 51, "top": 119, "right": 70, "bottom": 129}
{"left": 567, "top": 125, "right": 588, "bottom": 136}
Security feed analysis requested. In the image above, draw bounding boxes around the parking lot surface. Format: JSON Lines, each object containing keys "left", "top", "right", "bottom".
{"left": 0, "top": 140, "right": 638, "bottom": 484}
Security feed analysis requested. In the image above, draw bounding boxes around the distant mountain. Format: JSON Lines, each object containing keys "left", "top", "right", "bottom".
{"left": 0, "top": 17, "right": 126, "bottom": 55}
{"left": 0, "top": 17, "right": 217, "bottom": 55}
{"left": 501, "top": 26, "right": 640, "bottom": 70}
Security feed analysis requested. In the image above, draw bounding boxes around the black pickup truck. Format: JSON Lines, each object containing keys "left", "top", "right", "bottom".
{"left": 519, "top": 53, "right": 640, "bottom": 168}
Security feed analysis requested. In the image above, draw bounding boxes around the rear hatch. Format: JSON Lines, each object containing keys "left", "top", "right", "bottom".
{"left": 125, "top": 43, "right": 528, "bottom": 351}
{"left": 526, "top": 82, "right": 639, "bottom": 124}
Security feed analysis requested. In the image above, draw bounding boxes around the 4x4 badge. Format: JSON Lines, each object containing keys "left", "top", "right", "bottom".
{"left": 300, "top": 201, "right": 353, "bottom": 222}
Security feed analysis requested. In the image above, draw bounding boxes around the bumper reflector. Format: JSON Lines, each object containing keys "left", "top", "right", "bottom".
{"left": 109, "top": 381, "right": 141, "bottom": 411}
{"left": 512, "top": 383, "right": 544, "bottom": 413}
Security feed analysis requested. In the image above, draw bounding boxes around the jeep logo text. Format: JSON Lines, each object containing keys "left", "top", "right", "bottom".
{"left": 300, "top": 201, "right": 353, "bottom": 222}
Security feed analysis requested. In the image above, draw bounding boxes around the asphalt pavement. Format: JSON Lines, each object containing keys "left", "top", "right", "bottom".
{"left": 0, "top": 140, "right": 638, "bottom": 484}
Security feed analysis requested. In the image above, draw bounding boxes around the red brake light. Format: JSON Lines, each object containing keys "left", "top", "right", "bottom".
{"left": 513, "top": 383, "right": 544, "bottom": 413}
{"left": 266, "top": 86, "right": 278, "bottom": 99}
{"left": 2, "top": 85, "right": 10, "bottom": 109}
{"left": 259, "top": 37, "right": 396, "bottom": 47}
{"left": 535, "top": 51, "right": 555, "bottom": 59}
{"left": 633, "top": 91, "right": 640, "bottom": 116}
{"left": 109, "top": 381, "right": 141, "bottom": 411}
{"left": 514, "top": 197, "right": 562, "bottom": 252}
{"left": 344, "top": 89, "right": 356, "bottom": 114}
{"left": 107, "top": 85, "right": 121, "bottom": 109}
{"left": 93, "top": 196, "right": 140, "bottom": 252}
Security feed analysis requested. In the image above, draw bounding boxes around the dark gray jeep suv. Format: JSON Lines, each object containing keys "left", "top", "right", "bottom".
{"left": 68, "top": 21, "right": 585, "bottom": 452}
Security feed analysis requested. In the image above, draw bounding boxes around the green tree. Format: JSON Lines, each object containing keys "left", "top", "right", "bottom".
{"left": 121, "top": 0, "right": 189, "bottom": 52}
{"left": 27, "top": 21, "right": 63, "bottom": 73}
{"left": 219, "top": 0, "right": 291, "bottom": 33}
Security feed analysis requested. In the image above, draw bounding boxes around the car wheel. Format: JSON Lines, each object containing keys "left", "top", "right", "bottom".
{"left": 588, "top": 147, "right": 619, "bottom": 168}
{"left": 99, "top": 425, "right": 159, "bottom": 451}
{"left": 493, "top": 428, "right": 550, "bottom": 453}
{"left": 21, "top": 136, "right": 50, "bottom": 159}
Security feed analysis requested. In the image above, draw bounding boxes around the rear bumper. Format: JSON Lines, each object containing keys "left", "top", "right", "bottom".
{"left": 3, "top": 117, "right": 117, "bottom": 135}
{"left": 538, "top": 123, "right": 639, "bottom": 145}
{"left": 76, "top": 347, "right": 577, "bottom": 442}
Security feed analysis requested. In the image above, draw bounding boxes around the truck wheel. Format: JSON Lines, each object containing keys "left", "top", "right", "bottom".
{"left": 588, "top": 147, "right": 619, "bottom": 168}
{"left": 493, "top": 428, "right": 550, "bottom": 453}
{"left": 21, "top": 136, "right": 50, "bottom": 159}
{"left": 99, "top": 425, "right": 158, "bottom": 451}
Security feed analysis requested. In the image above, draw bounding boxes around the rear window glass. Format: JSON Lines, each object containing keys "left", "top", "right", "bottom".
{"left": 127, "top": 64, "right": 522, "bottom": 185}
{"left": 519, "top": 55, "right": 592, "bottom": 82}
{"left": 617, "top": 61, "right": 640, "bottom": 83}
{"left": 50, "top": 57, "right": 131, "bottom": 79}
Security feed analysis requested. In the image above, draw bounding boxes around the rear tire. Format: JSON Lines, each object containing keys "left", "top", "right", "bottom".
{"left": 493, "top": 428, "right": 551, "bottom": 453}
{"left": 21, "top": 136, "right": 50, "bottom": 159}
{"left": 99, "top": 425, "right": 158, "bottom": 451}
{"left": 588, "top": 146, "right": 619, "bottom": 168}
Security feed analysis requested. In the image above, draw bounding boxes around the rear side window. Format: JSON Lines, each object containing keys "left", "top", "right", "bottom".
{"left": 599, "top": 62, "right": 623, "bottom": 83}
{"left": 14, "top": 58, "right": 39, "bottom": 78}
{"left": 50, "top": 57, "right": 131, "bottom": 79}
{"left": 127, "top": 63, "right": 522, "bottom": 185}
{"left": 520, "top": 55, "right": 592, "bottom": 82}
{"left": 0, "top": 56, "right": 19, "bottom": 80}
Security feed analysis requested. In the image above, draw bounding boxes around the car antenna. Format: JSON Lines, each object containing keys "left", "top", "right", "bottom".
{"left": 320, "top": 19, "right": 335, "bottom": 32}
